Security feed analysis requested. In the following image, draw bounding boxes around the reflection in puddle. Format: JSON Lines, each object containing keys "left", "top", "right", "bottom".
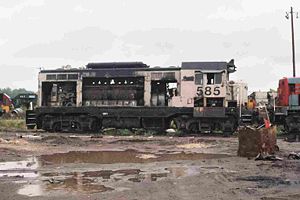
{"left": 167, "top": 167, "right": 188, "bottom": 178}
{"left": 126, "top": 166, "right": 199, "bottom": 182}
{"left": 0, "top": 157, "right": 39, "bottom": 178}
{"left": 0, "top": 149, "right": 227, "bottom": 197}
{"left": 16, "top": 166, "right": 198, "bottom": 196}
{"left": 18, "top": 184, "right": 43, "bottom": 197}
{"left": 17, "top": 165, "right": 199, "bottom": 196}
{"left": 167, "top": 166, "right": 200, "bottom": 177}
{"left": 45, "top": 175, "right": 113, "bottom": 193}
{"left": 39, "top": 150, "right": 229, "bottom": 165}
{"left": 128, "top": 173, "right": 168, "bottom": 182}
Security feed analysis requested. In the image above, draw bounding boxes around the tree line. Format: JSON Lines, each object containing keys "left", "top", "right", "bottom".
{"left": 0, "top": 88, "right": 35, "bottom": 99}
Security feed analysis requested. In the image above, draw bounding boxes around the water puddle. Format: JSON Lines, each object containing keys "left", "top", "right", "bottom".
{"left": 166, "top": 166, "right": 198, "bottom": 177}
{"left": 19, "top": 164, "right": 199, "bottom": 196}
{"left": 237, "top": 176, "right": 300, "bottom": 188}
{"left": 128, "top": 172, "right": 168, "bottom": 182}
{"left": 0, "top": 149, "right": 229, "bottom": 197}
{"left": 18, "top": 184, "right": 43, "bottom": 197}
{"left": 109, "top": 139, "right": 156, "bottom": 144}
{"left": 45, "top": 176, "right": 113, "bottom": 193}
{"left": 39, "top": 149, "right": 229, "bottom": 165}
{"left": 0, "top": 157, "right": 39, "bottom": 178}
{"left": 17, "top": 166, "right": 197, "bottom": 196}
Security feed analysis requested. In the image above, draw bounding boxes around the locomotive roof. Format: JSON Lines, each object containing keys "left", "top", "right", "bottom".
{"left": 181, "top": 59, "right": 236, "bottom": 72}
{"left": 39, "top": 60, "right": 236, "bottom": 73}
{"left": 182, "top": 61, "right": 228, "bottom": 70}
{"left": 86, "top": 62, "right": 149, "bottom": 69}
{"left": 40, "top": 66, "right": 180, "bottom": 73}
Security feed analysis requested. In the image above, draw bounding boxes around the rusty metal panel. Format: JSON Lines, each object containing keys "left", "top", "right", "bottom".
{"left": 238, "top": 126, "right": 277, "bottom": 157}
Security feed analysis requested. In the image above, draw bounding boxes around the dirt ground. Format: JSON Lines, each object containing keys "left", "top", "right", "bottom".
{"left": 0, "top": 130, "right": 299, "bottom": 200}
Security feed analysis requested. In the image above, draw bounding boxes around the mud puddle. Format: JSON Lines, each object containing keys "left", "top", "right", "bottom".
{"left": 261, "top": 194, "right": 300, "bottom": 200}
{"left": 0, "top": 150, "right": 229, "bottom": 197}
{"left": 17, "top": 165, "right": 199, "bottom": 197}
{"left": 39, "top": 149, "right": 230, "bottom": 165}
{"left": 108, "top": 139, "right": 157, "bottom": 144}
{"left": 237, "top": 176, "right": 300, "bottom": 188}
{"left": 0, "top": 157, "right": 38, "bottom": 178}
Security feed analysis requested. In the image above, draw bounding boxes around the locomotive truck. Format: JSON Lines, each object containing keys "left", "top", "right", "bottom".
{"left": 26, "top": 60, "right": 248, "bottom": 134}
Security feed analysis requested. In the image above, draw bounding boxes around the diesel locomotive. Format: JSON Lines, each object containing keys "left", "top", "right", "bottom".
{"left": 26, "top": 60, "right": 248, "bottom": 134}
{"left": 273, "top": 77, "right": 300, "bottom": 134}
{"left": 239, "top": 77, "right": 300, "bottom": 137}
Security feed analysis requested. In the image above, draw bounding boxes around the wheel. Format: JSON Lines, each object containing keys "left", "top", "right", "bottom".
{"left": 70, "top": 121, "right": 82, "bottom": 132}
{"left": 52, "top": 122, "right": 62, "bottom": 132}
{"left": 285, "top": 115, "right": 300, "bottom": 133}
{"left": 187, "top": 121, "right": 199, "bottom": 134}
{"left": 168, "top": 117, "right": 186, "bottom": 135}
{"left": 222, "top": 116, "right": 236, "bottom": 136}
{"left": 90, "top": 118, "right": 101, "bottom": 132}
{"left": 169, "top": 119, "right": 179, "bottom": 130}
{"left": 169, "top": 117, "right": 185, "bottom": 130}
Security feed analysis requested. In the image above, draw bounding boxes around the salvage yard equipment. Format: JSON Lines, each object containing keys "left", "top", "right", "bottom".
{"left": 288, "top": 152, "right": 300, "bottom": 160}
{"left": 1, "top": 93, "right": 37, "bottom": 118}
{"left": 26, "top": 60, "right": 248, "bottom": 134}
{"left": 273, "top": 77, "right": 300, "bottom": 135}
{"left": 237, "top": 126, "right": 277, "bottom": 157}
{"left": 12, "top": 93, "right": 37, "bottom": 109}
{"left": 0, "top": 93, "right": 13, "bottom": 116}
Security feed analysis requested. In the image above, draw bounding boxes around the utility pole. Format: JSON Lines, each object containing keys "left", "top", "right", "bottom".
{"left": 286, "top": 7, "right": 298, "bottom": 77}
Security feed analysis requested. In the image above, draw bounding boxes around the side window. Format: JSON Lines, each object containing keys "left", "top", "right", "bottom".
{"left": 46, "top": 74, "right": 56, "bottom": 80}
{"left": 289, "top": 84, "right": 295, "bottom": 93}
{"left": 195, "top": 72, "right": 203, "bottom": 85}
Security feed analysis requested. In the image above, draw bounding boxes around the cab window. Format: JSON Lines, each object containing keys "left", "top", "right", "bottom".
{"left": 215, "top": 73, "right": 222, "bottom": 84}
{"left": 207, "top": 73, "right": 222, "bottom": 85}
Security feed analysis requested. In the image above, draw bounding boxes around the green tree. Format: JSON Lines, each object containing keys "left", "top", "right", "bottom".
{"left": 0, "top": 87, "right": 35, "bottom": 98}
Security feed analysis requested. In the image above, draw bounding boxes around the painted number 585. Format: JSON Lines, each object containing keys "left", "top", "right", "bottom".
{"left": 197, "top": 86, "right": 220, "bottom": 96}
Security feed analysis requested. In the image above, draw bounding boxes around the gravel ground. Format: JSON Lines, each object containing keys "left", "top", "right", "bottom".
{"left": 0, "top": 131, "right": 299, "bottom": 200}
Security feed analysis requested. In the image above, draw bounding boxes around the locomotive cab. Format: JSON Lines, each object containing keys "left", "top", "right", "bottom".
{"left": 169, "top": 60, "right": 241, "bottom": 133}
{"left": 277, "top": 77, "right": 300, "bottom": 107}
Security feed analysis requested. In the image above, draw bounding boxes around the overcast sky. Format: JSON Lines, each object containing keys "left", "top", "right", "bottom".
{"left": 0, "top": 0, "right": 299, "bottom": 92}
